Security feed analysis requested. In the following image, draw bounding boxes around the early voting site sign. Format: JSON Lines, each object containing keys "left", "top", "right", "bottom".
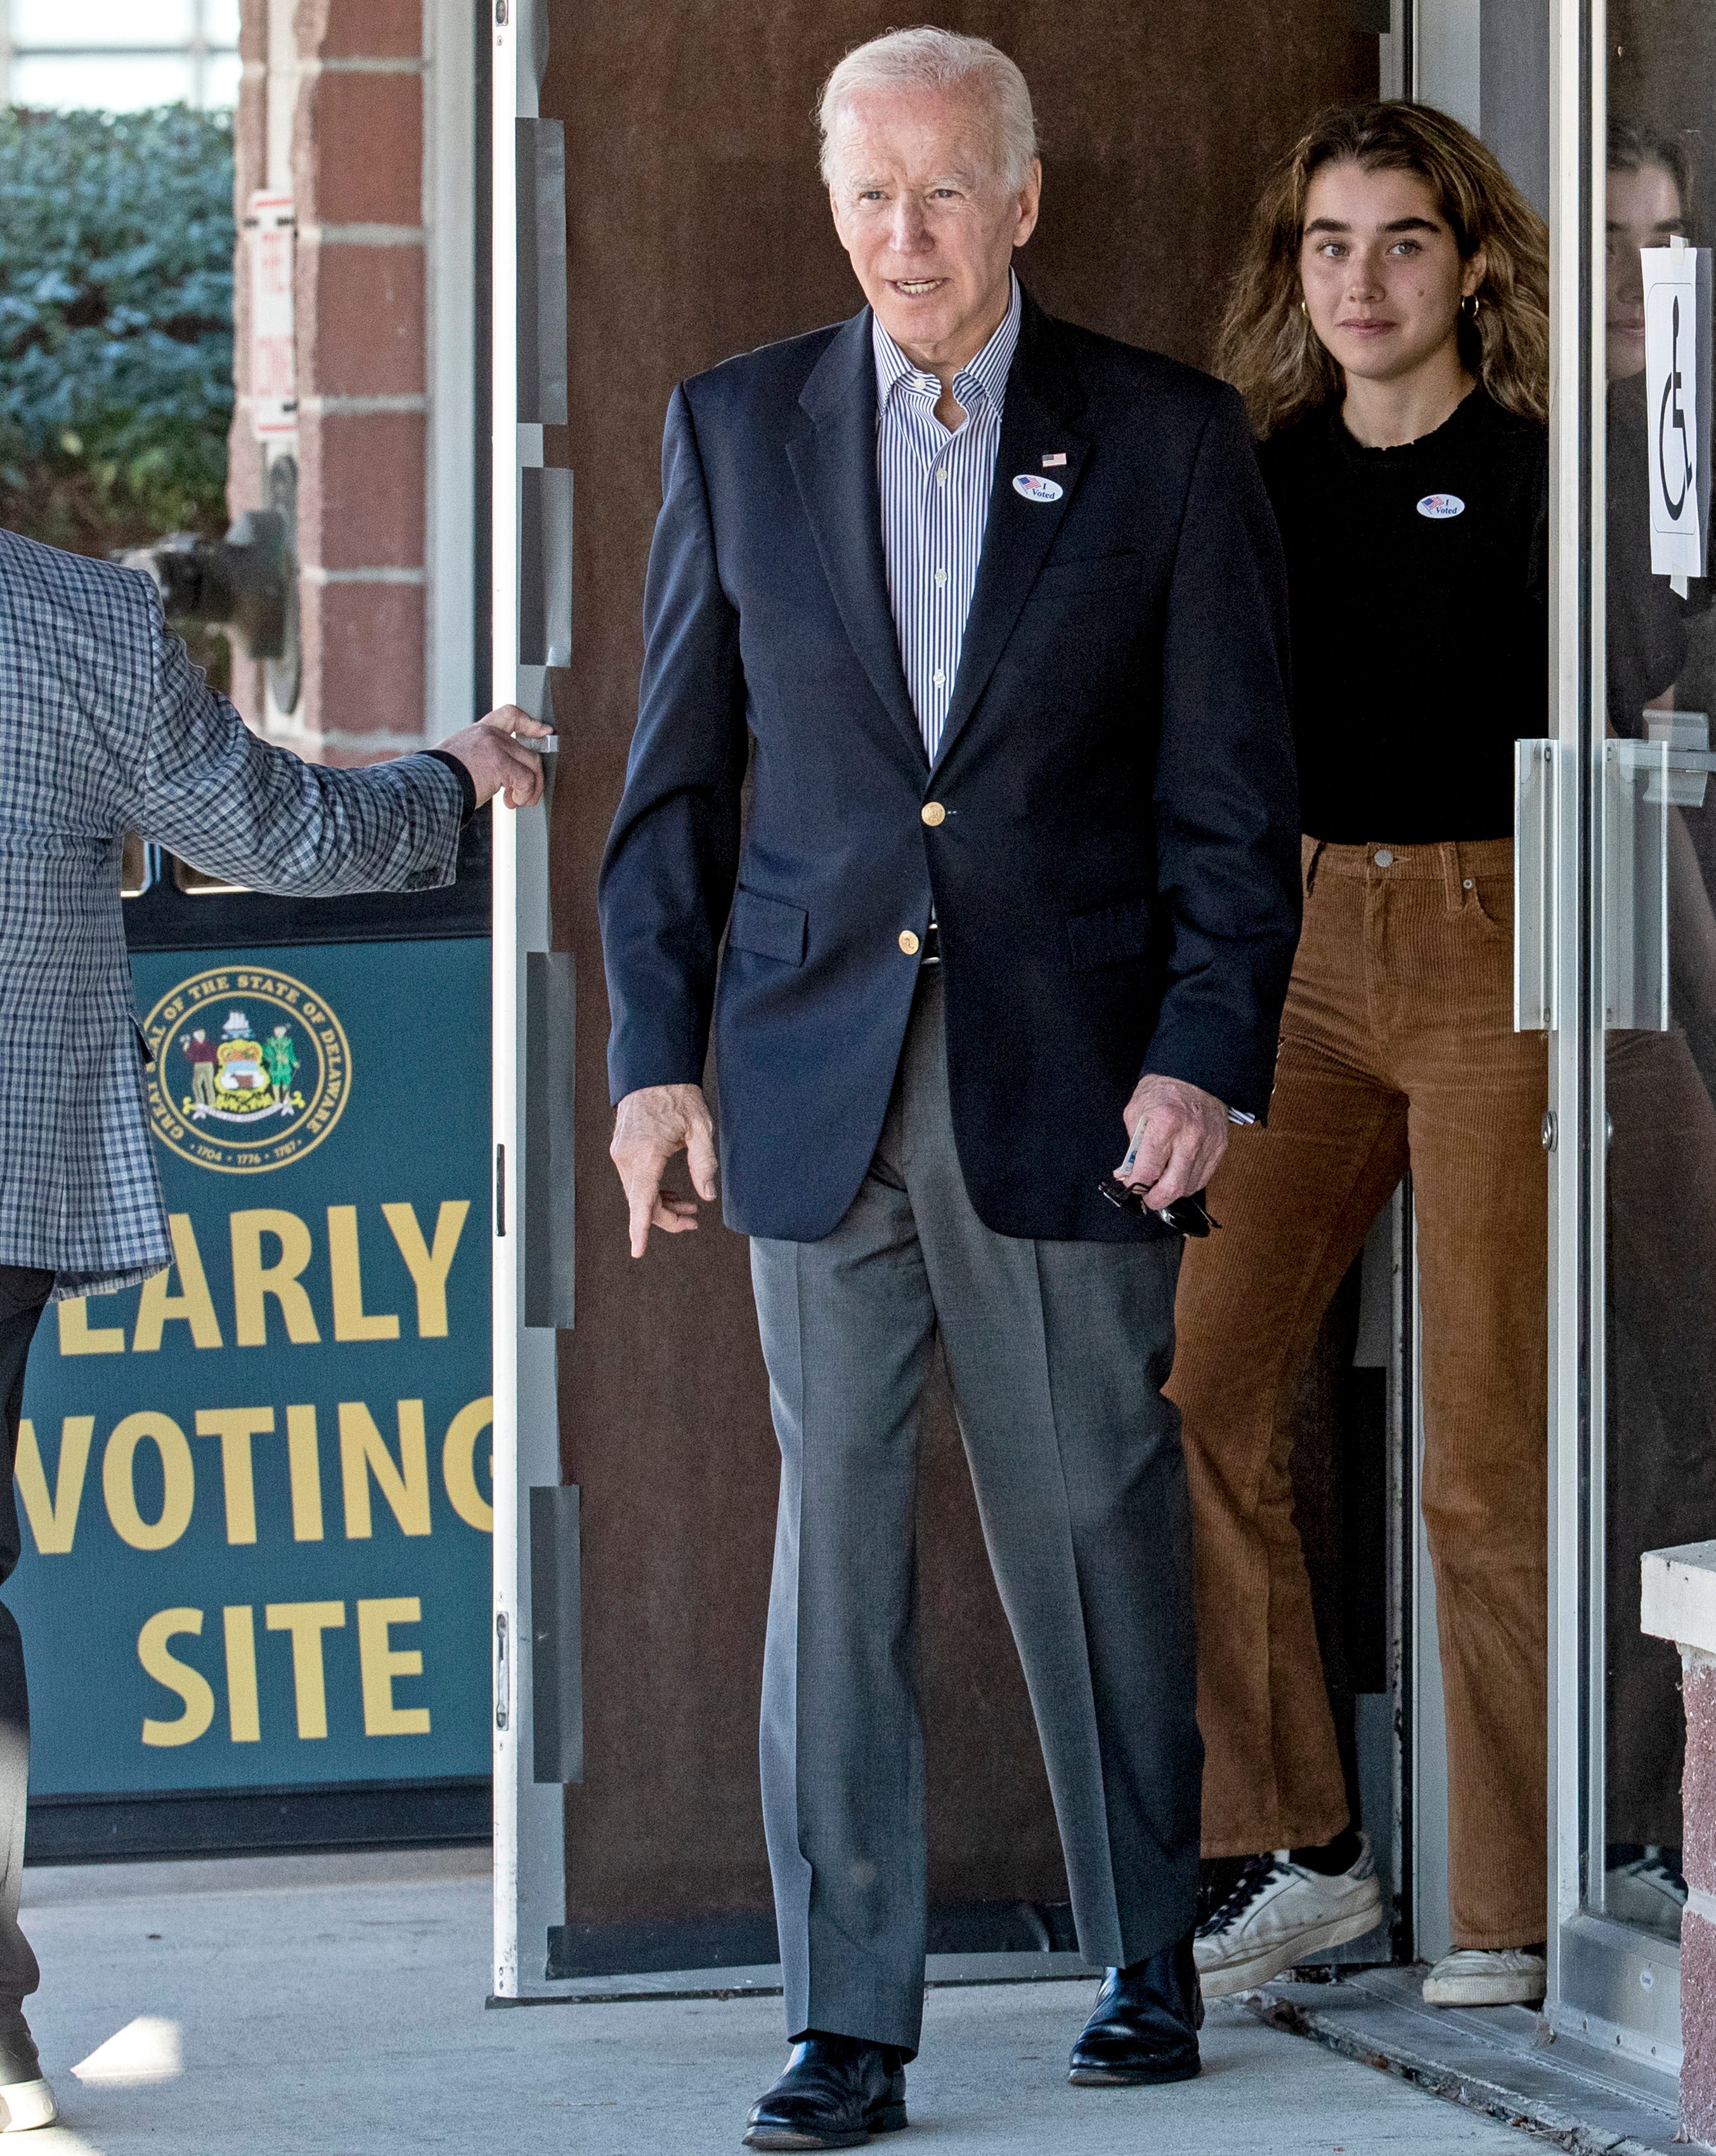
{"left": 11, "top": 939, "right": 491, "bottom": 1798}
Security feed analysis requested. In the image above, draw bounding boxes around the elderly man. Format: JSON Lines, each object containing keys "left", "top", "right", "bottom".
{"left": 0, "top": 525, "right": 547, "bottom": 2132}
{"left": 600, "top": 27, "right": 1299, "bottom": 2148}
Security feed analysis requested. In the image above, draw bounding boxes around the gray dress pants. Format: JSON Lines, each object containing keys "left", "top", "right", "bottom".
{"left": 749, "top": 966, "right": 1202, "bottom": 2055}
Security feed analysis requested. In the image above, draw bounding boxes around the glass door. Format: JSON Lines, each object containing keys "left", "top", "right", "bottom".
{"left": 1544, "top": 0, "right": 1716, "bottom": 2075}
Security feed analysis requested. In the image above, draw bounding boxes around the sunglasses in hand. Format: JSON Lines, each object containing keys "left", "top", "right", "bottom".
{"left": 1098, "top": 1175, "right": 1219, "bottom": 1238}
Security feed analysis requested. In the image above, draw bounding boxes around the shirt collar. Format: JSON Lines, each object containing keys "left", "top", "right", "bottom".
{"left": 872, "top": 273, "right": 1022, "bottom": 421}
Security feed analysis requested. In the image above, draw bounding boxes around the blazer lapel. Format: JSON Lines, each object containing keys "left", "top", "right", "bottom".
{"left": 933, "top": 304, "right": 1089, "bottom": 774}
{"left": 786, "top": 311, "right": 926, "bottom": 770}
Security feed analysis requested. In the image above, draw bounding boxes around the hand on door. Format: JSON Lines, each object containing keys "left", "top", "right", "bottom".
{"left": 439, "top": 704, "right": 557, "bottom": 808}
{"left": 610, "top": 1083, "right": 718, "bottom": 1257}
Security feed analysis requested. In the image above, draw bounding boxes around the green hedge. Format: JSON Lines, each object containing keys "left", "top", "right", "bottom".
{"left": 0, "top": 105, "right": 235, "bottom": 547}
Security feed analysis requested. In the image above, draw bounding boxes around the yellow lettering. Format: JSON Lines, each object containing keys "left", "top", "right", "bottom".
{"left": 223, "top": 1605, "right": 261, "bottom": 1742}
{"left": 286, "top": 1405, "right": 323, "bottom": 1542}
{"left": 441, "top": 1398, "right": 493, "bottom": 1533}
{"left": 139, "top": 1609, "right": 214, "bottom": 1746}
{"left": 326, "top": 1207, "right": 400, "bottom": 1343}
{"left": 104, "top": 1413, "right": 195, "bottom": 1550}
{"left": 380, "top": 1201, "right": 469, "bottom": 1339}
{"left": 57, "top": 1296, "right": 124, "bottom": 1356}
{"left": 193, "top": 1408, "right": 273, "bottom": 1545}
{"left": 15, "top": 1416, "right": 93, "bottom": 1554}
{"left": 133, "top": 1216, "right": 223, "bottom": 1351}
{"left": 339, "top": 1401, "right": 431, "bottom": 1539}
{"left": 356, "top": 1597, "right": 431, "bottom": 1736}
{"left": 265, "top": 1601, "right": 344, "bottom": 1739}
{"left": 230, "top": 1211, "right": 320, "bottom": 1346}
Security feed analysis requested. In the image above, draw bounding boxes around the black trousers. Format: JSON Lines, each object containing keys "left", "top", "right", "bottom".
{"left": 0, "top": 1267, "right": 53, "bottom": 2003}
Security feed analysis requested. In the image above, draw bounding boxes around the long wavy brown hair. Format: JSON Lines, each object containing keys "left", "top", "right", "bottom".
{"left": 1217, "top": 101, "right": 1549, "bottom": 439}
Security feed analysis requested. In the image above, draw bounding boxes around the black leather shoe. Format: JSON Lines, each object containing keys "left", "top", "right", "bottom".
{"left": 743, "top": 2032, "right": 909, "bottom": 2150}
{"left": 1068, "top": 1928, "right": 1204, "bottom": 2086}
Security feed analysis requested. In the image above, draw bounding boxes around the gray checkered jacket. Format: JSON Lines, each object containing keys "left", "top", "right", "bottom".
{"left": 0, "top": 529, "right": 465, "bottom": 1298}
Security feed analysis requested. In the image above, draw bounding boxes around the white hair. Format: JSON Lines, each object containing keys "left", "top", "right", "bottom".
{"left": 817, "top": 26, "right": 1039, "bottom": 191}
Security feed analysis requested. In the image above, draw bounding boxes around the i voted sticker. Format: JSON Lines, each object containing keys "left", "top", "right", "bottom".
{"left": 1416, "top": 492, "right": 1465, "bottom": 519}
{"left": 1013, "top": 472, "right": 1064, "bottom": 503}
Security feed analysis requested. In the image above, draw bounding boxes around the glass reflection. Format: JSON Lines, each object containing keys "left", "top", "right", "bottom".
{"left": 1602, "top": 88, "right": 1716, "bottom": 1943}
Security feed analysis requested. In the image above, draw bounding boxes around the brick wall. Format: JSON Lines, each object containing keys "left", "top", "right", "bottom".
{"left": 230, "top": 0, "right": 429, "bottom": 766}
{"left": 1684, "top": 1657, "right": 1716, "bottom": 2143}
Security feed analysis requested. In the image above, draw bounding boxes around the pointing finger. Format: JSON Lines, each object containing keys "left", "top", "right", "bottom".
{"left": 625, "top": 1162, "right": 663, "bottom": 1259}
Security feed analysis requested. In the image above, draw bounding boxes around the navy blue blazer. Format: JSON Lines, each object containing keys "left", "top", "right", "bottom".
{"left": 600, "top": 292, "right": 1301, "bottom": 1244}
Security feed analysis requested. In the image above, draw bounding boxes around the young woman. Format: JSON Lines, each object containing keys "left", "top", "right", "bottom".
{"left": 1173, "top": 101, "right": 1553, "bottom": 2010}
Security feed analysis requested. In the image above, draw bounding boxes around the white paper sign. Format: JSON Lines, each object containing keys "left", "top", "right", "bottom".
{"left": 247, "top": 192, "right": 297, "bottom": 441}
{"left": 1642, "top": 241, "right": 1712, "bottom": 583}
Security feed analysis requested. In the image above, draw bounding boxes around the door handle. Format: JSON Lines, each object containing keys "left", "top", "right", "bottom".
{"left": 518, "top": 464, "right": 572, "bottom": 670}
{"left": 1604, "top": 739, "right": 1672, "bottom": 1032}
{"left": 1515, "top": 737, "right": 1559, "bottom": 1032}
{"left": 523, "top": 949, "right": 576, "bottom": 1328}
{"left": 516, "top": 118, "right": 567, "bottom": 427}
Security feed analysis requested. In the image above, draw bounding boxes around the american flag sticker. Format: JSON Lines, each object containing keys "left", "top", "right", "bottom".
{"left": 1042, "top": 452, "right": 1067, "bottom": 467}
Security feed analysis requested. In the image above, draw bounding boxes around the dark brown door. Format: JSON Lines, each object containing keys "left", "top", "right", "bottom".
{"left": 540, "top": 0, "right": 1377, "bottom": 1955}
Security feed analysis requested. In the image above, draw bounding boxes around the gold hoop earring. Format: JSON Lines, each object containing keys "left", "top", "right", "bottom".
{"left": 1299, "top": 299, "right": 1309, "bottom": 318}
{"left": 1462, "top": 293, "right": 1482, "bottom": 321}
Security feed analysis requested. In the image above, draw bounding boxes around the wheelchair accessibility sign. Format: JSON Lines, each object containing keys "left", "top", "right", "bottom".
{"left": 1644, "top": 238, "right": 1712, "bottom": 586}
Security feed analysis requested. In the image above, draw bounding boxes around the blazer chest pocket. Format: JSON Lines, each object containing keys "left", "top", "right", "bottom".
{"left": 727, "top": 886, "right": 807, "bottom": 966}
{"left": 1033, "top": 551, "right": 1143, "bottom": 600}
{"left": 1066, "top": 893, "right": 1157, "bottom": 973}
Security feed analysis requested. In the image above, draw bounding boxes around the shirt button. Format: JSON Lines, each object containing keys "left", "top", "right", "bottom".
{"left": 932, "top": 668, "right": 946, "bottom": 687}
{"left": 899, "top": 930, "right": 921, "bottom": 956}
{"left": 935, "top": 469, "right": 948, "bottom": 486}
{"left": 1374, "top": 848, "right": 1394, "bottom": 867}
{"left": 934, "top": 568, "right": 948, "bottom": 588}
{"left": 921, "top": 801, "right": 946, "bottom": 826}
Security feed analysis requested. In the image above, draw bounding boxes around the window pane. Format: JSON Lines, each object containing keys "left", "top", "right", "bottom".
{"left": 198, "top": 49, "right": 241, "bottom": 110}
{"left": 202, "top": 0, "right": 242, "bottom": 46}
{"left": 10, "top": 53, "right": 195, "bottom": 109}
{"left": 12, "top": 0, "right": 194, "bottom": 48}
{"left": 1598, "top": 0, "right": 1716, "bottom": 1951}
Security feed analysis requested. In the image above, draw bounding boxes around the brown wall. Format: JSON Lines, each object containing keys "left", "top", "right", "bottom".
{"left": 543, "top": 1, "right": 1376, "bottom": 1926}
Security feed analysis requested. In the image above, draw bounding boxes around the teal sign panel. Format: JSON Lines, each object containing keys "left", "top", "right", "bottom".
{"left": 8, "top": 939, "right": 492, "bottom": 1796}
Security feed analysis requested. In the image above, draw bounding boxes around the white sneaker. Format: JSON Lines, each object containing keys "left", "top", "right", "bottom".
{"left": 1194, "top": 1838, "right": 1385, "bottom": 1998}
{"left": 0, "top": 2079, "right": 56, "bottom": 2133}
{"left": 1604, "top": 1852, "right": 1687, "bottom": 1936}
{"left": 1422, "top": 1947, "right": 1546, "bottom": 2007}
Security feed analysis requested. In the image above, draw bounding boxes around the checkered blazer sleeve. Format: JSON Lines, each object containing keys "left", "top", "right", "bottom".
{"left": 137, "top": 585, "right": 465, "bottom": 895}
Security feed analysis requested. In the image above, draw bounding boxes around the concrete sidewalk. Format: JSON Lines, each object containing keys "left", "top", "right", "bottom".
{"left": 10, "top": 1847, "right": 1539, "bottom": 2155}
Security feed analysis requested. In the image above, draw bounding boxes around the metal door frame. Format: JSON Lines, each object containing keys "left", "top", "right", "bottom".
{"left": 1542, "top": 0, "right": 1683, "bottom": 2080}
{"left": 489, "top": 0, "right": 568, "bottom": 2001}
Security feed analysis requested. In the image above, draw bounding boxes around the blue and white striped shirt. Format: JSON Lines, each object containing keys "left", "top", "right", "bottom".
{"left": 874, "top": 275, "right": 1022, "bottom": 763}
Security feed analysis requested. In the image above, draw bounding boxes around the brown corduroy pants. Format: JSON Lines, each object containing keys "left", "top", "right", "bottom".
{"left": 1169, "top": 836, "right": 1549, "bottom": 1949}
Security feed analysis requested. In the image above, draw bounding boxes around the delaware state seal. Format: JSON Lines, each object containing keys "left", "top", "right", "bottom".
{"left": 141, "top": 967, "right": 351, "bottom": 1174}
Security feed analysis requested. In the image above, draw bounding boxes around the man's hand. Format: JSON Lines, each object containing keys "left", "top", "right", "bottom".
{"left": 439, "top": 705, "right": 557, "bottom": 810}
{"left": 610, "top": 1083, "right": 717, "bottom": 1258}
{"left": 1117, "top": 1074, "right": 1230, "bottom": 1212}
